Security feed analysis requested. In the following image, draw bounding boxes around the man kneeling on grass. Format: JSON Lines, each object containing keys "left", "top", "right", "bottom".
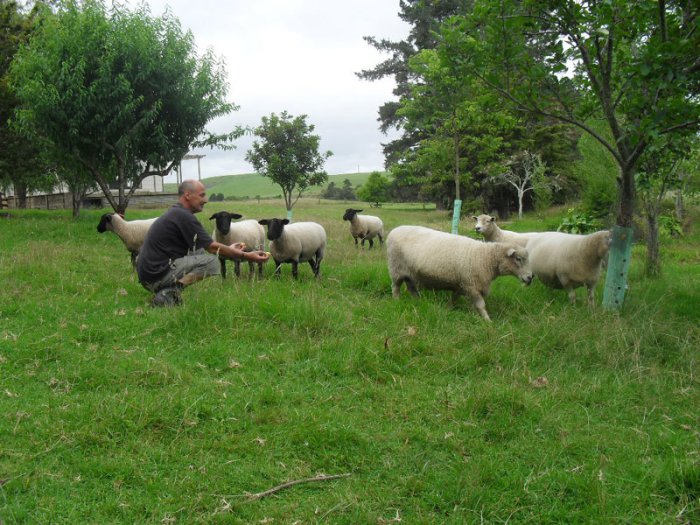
{"left": 137, "top": 179, "right": 269, "bottom": 307}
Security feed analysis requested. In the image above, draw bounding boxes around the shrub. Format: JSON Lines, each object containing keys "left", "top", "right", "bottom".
{"left": 557, "top": 208, "right": 603, "bottom": 234}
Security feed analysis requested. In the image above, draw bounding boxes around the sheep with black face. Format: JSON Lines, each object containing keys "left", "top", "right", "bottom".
{"left": 96, "top": 213, "right": 157, "bottom": 268}
{"left": 209, "top": 211, "right": 266, "bottom": 279}
{"left": 258, "top": 218, "right": 326, "bottom": 279}
{"left": 342, "top": 208, "right": 384, "bottom": 249}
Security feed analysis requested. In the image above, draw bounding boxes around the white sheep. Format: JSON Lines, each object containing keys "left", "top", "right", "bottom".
{"left": 472, "top": 214, "right": 536, "bottom": 247}
{"left": 525, "top": 230, "right": 611, "bottom": 305}
{"left": 209, "top": 211, "right": 266, "bottom": 279}
{"left": 96, "top": 212, "right": 157, "bottom": 268}
{"left": 387, "top": 225, "right": 533, "bottom": 321}
{"left": 342, "top": 208, "right": 385, "bottom": 249}
{"left": 258, "top": 218, "right": 326, "bottom": 279}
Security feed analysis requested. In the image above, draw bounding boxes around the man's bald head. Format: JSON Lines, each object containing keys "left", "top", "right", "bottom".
{"left": 178, "top": 179, "right": 203, "bottom": 196}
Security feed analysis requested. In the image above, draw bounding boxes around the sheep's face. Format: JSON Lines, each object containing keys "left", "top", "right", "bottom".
{"left": 342, "top": 208, "right": 362, "bottom": 221}
{"left": 97, "top": 213, "right": 114, "bottom": 233}
{"left": 503, "top": 247, "right": 533, "bottom": 285}
{"left": 209, "top": 212, "right": 242, "bottom": 235}
{"left": 473, "top": 214, "right": 496, "bottom": 235}
{"left": 258, "top": 218, "right": 289, "bottom": 241}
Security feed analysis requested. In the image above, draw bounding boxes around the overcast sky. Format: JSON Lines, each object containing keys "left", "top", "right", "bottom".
{"left": 123, "top": 1, "right": 409, "bottom": 182}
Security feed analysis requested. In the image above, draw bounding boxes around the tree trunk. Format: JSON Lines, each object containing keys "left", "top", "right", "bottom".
{"left": 645, "top": 211, "right": 661, "bottom": 277}
{"left": 675, "top": 189, "right": 684, "bottom": 223}
{"left": 616, "top": 164, "right": 636, "bottom": 228}
{"left": 517, "top": 188, "right": 524, "bottom": 219}
{"left": 15, "top": 182, "right": 27, "bottom": 209}
{"left": 72, "top": 192, "right": 82, "bottom": 218}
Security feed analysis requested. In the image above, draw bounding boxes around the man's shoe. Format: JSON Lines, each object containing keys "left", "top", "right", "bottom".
{"left": 150, "top": 286, "right": 183, "bottom": 307}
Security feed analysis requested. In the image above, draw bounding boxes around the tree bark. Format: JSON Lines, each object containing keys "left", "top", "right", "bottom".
{"left": 616, "top": 164, "right": 636, "bottom": 228}
{"left": 645, "top": 211, "right": 661, "bottom": 277}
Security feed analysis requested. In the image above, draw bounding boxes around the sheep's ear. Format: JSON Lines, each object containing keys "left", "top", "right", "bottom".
{"left": 258, "top": 219, "right": 269, "bottom": 225}
{"left": 231, "top": 213, "right": 243, "bottom": 219}
{"left": 208, "top": 213, "right": 217, "bottom": 220}
{"left": 282, "top": 219, "right": 290, "bottom": 225}
{"left": 507, "top": 248, "right": 516, "bottom": 257}
{"left": 471, "top": 216, "right": 478, "bottom": 220}
{"left": 489, "top": 217, "right": 496, "bottom": 223}
{"left": 356, "top": 209, "right": 363, "bottom": 213}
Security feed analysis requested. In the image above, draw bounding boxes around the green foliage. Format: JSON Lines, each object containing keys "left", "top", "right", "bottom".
{"left": 557, "top": 208, "right": 603, "bottom": 234}
{"left": 357, "top": 171, "right": 390, "bottom": 204}
{"left": 246, "top": 111, "right": 332, "bottom": 211}
{"left": 322, "top": 178, "right": 357, "bottom": 201}
{"left": 659, "top": 214, "right": 682, "bottom": 238}
{"left": 0, "top": 202, "right": 699, "bottom": 523}
{"left": 10, "top": 0, "right": 237, "bottom": 213}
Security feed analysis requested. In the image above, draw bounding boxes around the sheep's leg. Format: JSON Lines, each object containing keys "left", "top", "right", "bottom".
{"left": 586, "top": 285, "right": 595, "bottom": 306}
{"left": 234, "top": 259, "right": 242, "bottom": 278}
{"left": 567, "top": 288, "right": 577, "bottom": 304}
{"left": 468, "top": 291, "right": 491, "bottom": 321}
{"left": 354, "top": 237, "right": 359, "bottom": 248}
{"left": 273, "top": 259, "right": 282, "bottom": 278}
{"left": 292, "top": 261, "right": 299, "bottom": 279}
{"left": 391, "top": 278, "right": 403, "bottom": 298}
{"left": 378, "top": 234, "right": 384, "bottom": 246}
{"left": 368, "top": 238, "right": 374, "bottom": 249}
{"left": 257, "top": 262, "right": 264, "bottom": 279}
{"left": 219, "top": 257, "right": 227, "bottom": 279}
{"left": 130, "top": 251, "right": 138, "bottom": 269}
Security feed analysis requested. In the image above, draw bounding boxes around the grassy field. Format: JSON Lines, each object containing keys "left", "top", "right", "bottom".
{"left": 1, "top": 199, "right": 699, "bottom": 523}
{"left": 164, "top": 172, "right": 377, "bottom": 199}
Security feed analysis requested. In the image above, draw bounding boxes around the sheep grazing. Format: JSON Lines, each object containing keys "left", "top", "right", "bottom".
{"left": 209, "top": 211, "right": 266, "bottom": 279}
{"left": 387, "top": 225, "right": 533, "bottom": 321}
{"left": 525, "top": 230, "right": 611, "bottom": 305}
{"left": 342, "top": 208, "right": 385, "bottom": 249}
{"left": 96, "top": 213, "right": 157, "bottom": 268}
{"left": 258, "top": 218, "right": 326, "bottom": 279}
{"left": 472, "top": 214, "right": 535, "bottom": 247}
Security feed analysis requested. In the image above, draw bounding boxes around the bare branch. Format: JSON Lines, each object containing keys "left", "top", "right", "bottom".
{"left": 246, "top": 473, "right": 351, "bottom": 501}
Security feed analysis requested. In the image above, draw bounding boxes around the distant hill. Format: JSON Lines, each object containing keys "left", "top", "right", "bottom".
{"left": 165, "top": 172, "right": 384, "bottom": 199}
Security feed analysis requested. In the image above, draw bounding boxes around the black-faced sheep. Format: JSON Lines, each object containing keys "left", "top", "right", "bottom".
{"left": 258, "top": 218, "right": 327, "bottom": 279}
{"left": 342, "top": 208, "right": 384, "bottom": 249}
{"left": 387, "top": 225, "right": 533, "bottom": 321}
{"left": 96, "top": 213, "right": 157, "bottom": 268}
{"left": 209, "top": 211, "right": 266, "bottom": 279}
{"left": 472, "top": 214, "right": 536, "bottom": 247}
{"left": 525, "top": 230, "right": 611, "bottom": 304}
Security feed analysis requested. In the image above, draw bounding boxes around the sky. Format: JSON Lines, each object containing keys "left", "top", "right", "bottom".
{"left": 123, "top": 0, "right": 409, "bottom": 182}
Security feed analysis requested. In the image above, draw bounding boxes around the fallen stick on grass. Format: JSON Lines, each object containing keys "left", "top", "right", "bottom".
{"left": 246, "top": 473, "right": 352, "bottom": 501}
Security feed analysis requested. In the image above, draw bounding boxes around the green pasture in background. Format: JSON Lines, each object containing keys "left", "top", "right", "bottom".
{"left": 0, "top": 200, "right": 698, "bottom": 523}
{"left": 164, "top": 172, "right": 377, "bottom": 200}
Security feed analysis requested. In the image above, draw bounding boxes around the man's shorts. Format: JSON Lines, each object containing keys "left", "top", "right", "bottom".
{"left": 142, "top": 249, "right": 220, "bottom": 293}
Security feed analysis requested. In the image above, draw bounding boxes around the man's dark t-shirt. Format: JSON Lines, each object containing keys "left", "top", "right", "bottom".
{"left": 137, "top": 203, "right": 213, "bottom": 284}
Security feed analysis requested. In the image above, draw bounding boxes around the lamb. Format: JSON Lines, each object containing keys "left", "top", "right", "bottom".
{"left": 209, "top": 211, "right": 266, "bottom": 279}
{"left": 258, "top": 218, "right": 326, "bottom": 279}
{"left": 96, "top": 213, "right": 157, "bottom": 268}
{"left": 524, "top": 230, "right": 611, "bottom": 305}
{"left": 342, "top": 208, "right": 385, "bottom": 249}
{"left": 387, "top": 225, "right": 533, "bottom": 321}
{"left": 472, "top": 214, "right": 536, "bottom": 247}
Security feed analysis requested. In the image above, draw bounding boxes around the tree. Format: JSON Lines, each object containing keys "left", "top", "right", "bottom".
{"left": 321, "top": 181, "right": 340, "bottom": 200}
{"left": 636, "top": 135, "right": 695, "bottom": 276}
{"left": 491, "top": 151, "right": 552, "bottom": 219}
{"left": 246, "top": 111, "right": 331, "bottom": 214}
{"left": 358, "top": 1, "right": 473, "bottom": 165}
{"left": 438, "top": 0, "right": 700, "bottom": 303}
{"left": 10, "top": 0, "right": 239, "bottom": 213}
{"left": 0, "top": 1, "right": 54, "bottom": 206}
{"left": 339, "top": 178, "right": 357, "bottom": 201}
{"left": 357, "top": 171, "right": 390, "bottom": 204}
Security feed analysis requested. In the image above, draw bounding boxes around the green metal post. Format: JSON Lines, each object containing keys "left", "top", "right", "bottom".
{"left": 286, "top": 209, "right": 293, "bottom": 222}
{"left": 602, "top": 225, "right": 634, "bottom": 311}
{"left": 451, "top": 199, "right": 462, "bottom": 234}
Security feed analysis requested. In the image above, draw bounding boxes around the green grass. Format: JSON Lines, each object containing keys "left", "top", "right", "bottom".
{"left": 1, "top": 200, "right": 699, "bottom": 523}
{"left": 164, "top": 172, "right": 379, "bottom": 200}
